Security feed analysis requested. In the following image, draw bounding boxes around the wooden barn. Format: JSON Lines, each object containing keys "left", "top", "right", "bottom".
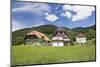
{"left": 52, "top": 27, "right": 70, "bottom": 46}
{"left": 76, "top": 32, "right": 86, "bottom": 44}
{"left": 24, "top": 30, "right": 50, "bottom": 45}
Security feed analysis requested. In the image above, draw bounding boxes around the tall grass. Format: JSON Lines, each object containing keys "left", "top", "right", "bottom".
{"left": 12, "top": 45, "right": 96, "bottom": 65}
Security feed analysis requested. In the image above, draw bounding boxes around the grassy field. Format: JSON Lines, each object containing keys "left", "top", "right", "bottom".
{"left": 12, "top": 45, "right": 96, "bottom": 66}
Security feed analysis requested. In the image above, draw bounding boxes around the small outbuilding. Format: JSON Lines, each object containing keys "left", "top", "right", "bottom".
{"left": 76, "top": 32, "right": 86, "bottom": 44}
{"left": 52, "top": 27, "right": 70, "bottom": 46}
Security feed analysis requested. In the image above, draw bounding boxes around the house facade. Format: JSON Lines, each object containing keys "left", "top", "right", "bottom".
{"left": 52, "top": 27, "right": 70, "bottom": 46}
{"left": 24, "top": 30, "right": 50, "bottom": 45}
{"left": 76, "top": 32, "right": 86, "bottom": 44}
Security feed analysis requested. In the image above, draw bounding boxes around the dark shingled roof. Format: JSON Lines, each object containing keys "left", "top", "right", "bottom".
{"left": 77, "top": 32, "right": 85, "bottom": 38}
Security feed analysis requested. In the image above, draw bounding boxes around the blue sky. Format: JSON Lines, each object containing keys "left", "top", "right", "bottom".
{"left": 12, "top": 1, "right": 96, "bottom": 31}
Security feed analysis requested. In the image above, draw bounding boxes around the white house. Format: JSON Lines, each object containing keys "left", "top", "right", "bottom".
{"left": 52, "top": 27, "right": 70, "bottom": 46}
{"left": 76, "top": 32, "right": 86, "bottom": 44}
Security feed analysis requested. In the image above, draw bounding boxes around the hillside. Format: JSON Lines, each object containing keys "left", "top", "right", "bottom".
{"left": 72, "top": 25, "right": 96, "bottom": 32}
{"left": 12, "top": 25, "right": 96, "bottom": 45}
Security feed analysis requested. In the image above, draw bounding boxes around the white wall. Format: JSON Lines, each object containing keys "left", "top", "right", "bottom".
{"left": 76, "top": 37, "right": 86, "bottom": 44}
{"left": 53, "top": 37, "right": 63, "bottom": 40}
{"left": 52, "top": 41, "right": 64, "bottom": 46}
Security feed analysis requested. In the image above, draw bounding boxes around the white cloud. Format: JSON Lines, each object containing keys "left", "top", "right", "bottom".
{"left": 62, "top": 5, "right": 95, "bottom": 21}
{"left": 12, "top": 3, "right": 51, "bottom": 16}
{"left": 45, "top": 13, "right": 58, "bottom": 22}
{"left": 12, "top": 20, "right": 26, "bottom": 31}
{"left": 63, "top": 5, "right": 73, "bottom": 11}
{"left": 61, "top": 11, "right": 72, "bottom": 19}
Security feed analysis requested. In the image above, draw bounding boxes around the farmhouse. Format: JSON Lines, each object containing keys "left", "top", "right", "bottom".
{"left": 24, "top": 30, "right": 50, "bottom": 45}
{"left": 76, "top": 32, "right": 86, "bottom": 44}
{"left": 52, "top": 27, "right": 70, "bottom": 46}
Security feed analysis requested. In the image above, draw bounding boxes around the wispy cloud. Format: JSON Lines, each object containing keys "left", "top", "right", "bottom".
{"left": 12, "top": 2, "right": 52, "bottom": 31}
{"left": 12, "top": 19, "right": 27, "bottom": 31}
{"left": 62, "top": 5, "right": 95, "bottom": 21}
{"left": 12, "top": 3, "right": 51, "bottom": 16}
{"left": 12, "top": 19, "right": 45, "bottom": 31}
{"left": 12, "top": 2, "right": 95, "bottom": 29}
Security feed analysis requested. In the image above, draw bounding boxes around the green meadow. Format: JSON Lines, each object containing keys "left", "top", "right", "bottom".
{"left": 12, "top": 45, "right": 96, "bottom": 66}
